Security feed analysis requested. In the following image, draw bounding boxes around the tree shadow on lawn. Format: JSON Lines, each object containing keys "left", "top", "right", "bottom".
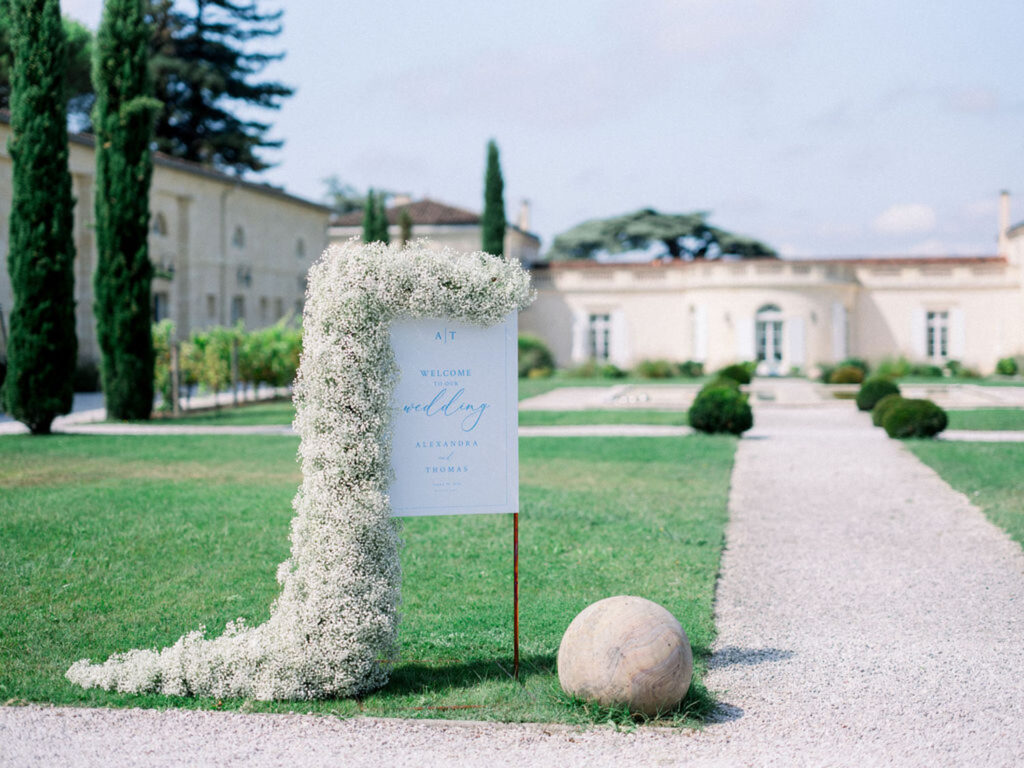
{"left": 383, "top": 653, "right": 555, "bottom": 696}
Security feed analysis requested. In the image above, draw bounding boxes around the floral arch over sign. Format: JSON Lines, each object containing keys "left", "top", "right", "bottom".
{"left": 67, "top": 240, "right": 534, "bottom": 700}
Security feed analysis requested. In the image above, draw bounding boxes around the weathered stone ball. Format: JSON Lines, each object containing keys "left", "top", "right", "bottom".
{"left": 557, "top": 595, "right": 693, "bottom": 716}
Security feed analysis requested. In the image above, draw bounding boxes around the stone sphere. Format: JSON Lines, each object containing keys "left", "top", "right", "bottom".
{"left": 557, "top": 595, "right": 693, "bottom": 716}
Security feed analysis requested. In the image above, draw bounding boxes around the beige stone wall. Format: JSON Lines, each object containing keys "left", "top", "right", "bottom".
{"left": 0, "top": 123, "right": 330, "bottom": 364}
{"left": 521, "top": 258, "right": 1024, "bottom": 375}
{"left": 849, "top": 261, "right": 1024, "bottom": 370}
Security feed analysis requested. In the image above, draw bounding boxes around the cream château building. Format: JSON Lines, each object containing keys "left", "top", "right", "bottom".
{"left": 520, "top": 194, "right": 1024, "bottom": 376}
{"left": 1, "top": 106, "right": 1020, "bottom": 377}
{"left": 0, "top": 113, "right": 331, "bottom": 366}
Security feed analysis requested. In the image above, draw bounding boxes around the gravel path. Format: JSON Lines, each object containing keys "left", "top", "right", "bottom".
{"left": 4, "top": 405, "right": 1023, "bottom": 766}
{"left": 701, "top": 405, "right": 1024, "bottom": 766}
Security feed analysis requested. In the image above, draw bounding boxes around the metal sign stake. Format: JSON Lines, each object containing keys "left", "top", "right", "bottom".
{"left": 513, "top": 511, "right": 520, "bottom": 681}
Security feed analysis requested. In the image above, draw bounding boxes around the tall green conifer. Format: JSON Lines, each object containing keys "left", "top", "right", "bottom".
{"left": 482, "top": 139, "right": 506, "bottom": 256}
{"left": 374, "top": 191, "right": 390, "bottom": 244}
{"left": 362, "top": 187, "right": 378, "bottom": 243}
{"left": 398, "top": 208, "right": 413, "bottom": 247}
{"left": 93, "top": 0, "right": 159, "bottom": 420}
{"left": 2, "top": 0, "right": 77, "bottom": 434}
{"left": 362, "top": 189, "right": 389, "bottom": 244}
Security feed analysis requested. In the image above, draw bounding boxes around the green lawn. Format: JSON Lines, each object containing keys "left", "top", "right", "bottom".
{"left": 909, "top": 442, "right": 1024, "bottom": 548}
{"left": 0, "top": 432, "right": 734, "bottom": 724}
{"left": 945, "top": 408, "right": 1024, "bottom": 431}
{"left": 894, "top": 376, "right": 1024, "bottom": 387}
{"left": 520, "top": 410, "right": 687, "bottom": 427}
{"left": 159, "top": 399, "right": 295, "bottom": 426}
{"left": 158, "top": 401, "right": 689, "bottom": 428}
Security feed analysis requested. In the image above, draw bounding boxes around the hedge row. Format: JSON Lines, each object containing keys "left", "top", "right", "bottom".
{"left": 152, "top": 319, "right": 301, "bottom": 408}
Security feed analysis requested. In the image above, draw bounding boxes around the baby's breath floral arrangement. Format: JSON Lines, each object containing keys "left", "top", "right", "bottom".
{"left": 67, "top": 240, "right": 534, "bottom": 700}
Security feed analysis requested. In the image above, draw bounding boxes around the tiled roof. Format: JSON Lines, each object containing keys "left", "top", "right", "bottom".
{"left": 331, "top": 198, "right": 481, "bottom": 227}
{"left": 0, "top": 110, "right": 331, "bottom": 214}
{"left": 533, "top": 255, "right": 1005, "bottom": 270}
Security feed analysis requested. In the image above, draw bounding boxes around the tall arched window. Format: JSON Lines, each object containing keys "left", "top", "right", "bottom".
{"left": 232, "top": 225, "right": 246, "bottom": 248}
{"left": 755, "top": 304, "right": 784, "bottom": 374}
{"left": 296, "top": 238, "right": 306, "bottom": 259}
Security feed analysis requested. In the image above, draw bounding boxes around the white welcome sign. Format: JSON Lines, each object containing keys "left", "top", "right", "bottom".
{"left": 388, "top": 313, "right": 518, "bottom": 516}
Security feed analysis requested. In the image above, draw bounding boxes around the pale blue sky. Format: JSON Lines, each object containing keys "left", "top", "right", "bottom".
{"left": 64, "top": 0, "right": 1024, "bottom": 257}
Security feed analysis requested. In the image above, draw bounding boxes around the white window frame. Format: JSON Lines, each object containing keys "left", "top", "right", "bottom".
{"left": 755, "top": 304, "right": 784, "bottom": 369}
{"left": 926, "top": 310, "right": 949, "bottom": 360}
{"left": 587, "top": 313, "right": 612, "bottom": 362}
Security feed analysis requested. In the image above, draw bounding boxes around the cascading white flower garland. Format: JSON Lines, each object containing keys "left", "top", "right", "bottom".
{"left": 66, "top": 240, "right": 534, "bottom": 700}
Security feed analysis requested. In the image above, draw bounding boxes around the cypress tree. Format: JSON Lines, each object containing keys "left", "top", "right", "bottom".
{"left": 398, "top": 208, "right": 413, "bottom": 247}
{"left": 93, "top": 0, "right": 160, "bottom": 420}
{"left": 2, "top": 0, "right": 77, "bottom": 434}
{"left": 482, "top": 139, "right": 506, "bottom": 256}
{"left": 362, "top": 187, "right": 378, "bottom": 243}
{"left": 361, "top": 190, "right": 390, "bottom": 245}
{"left": 374, "top": 191, "right": 390, "bottom": 245}
{"left": 0, "top": 2, "right": 95, "bottom": 128}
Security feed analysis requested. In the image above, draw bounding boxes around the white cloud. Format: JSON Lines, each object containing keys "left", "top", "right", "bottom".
{"left": 872, "top": 203, "right": 936, "bottom": 235}
{"left": 634, "top": 0, "right": 816, "bottom": 58}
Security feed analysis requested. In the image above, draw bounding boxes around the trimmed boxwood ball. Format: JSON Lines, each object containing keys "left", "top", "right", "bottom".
{"left": 717, "top": 363, "right": 752, "bottom": 385}
{"left": 856, "top": 378, "right": 900, "bottom": 411}
{"left": 704, "top": 375, "right": 741, "bottom": 392}
{"left": 882, "top": 398, "right": 948, "bottom": 438}
{"left": 872, "top": 393, "right": 903, "bottom": 427}
{"left": 689, "top": 385, "right": 753, "bottom": 435}
{"left": 829, "top": 365, "right": 865, "bottom": 384}
{"left": 996, "top": 356, "right": 1019, "bottom": 376}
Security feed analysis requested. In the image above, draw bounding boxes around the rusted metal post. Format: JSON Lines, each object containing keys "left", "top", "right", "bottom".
{"left": 513, "top": 511, "right": 520, "bottom": 680}
{"left": 231, "top": 337, "right": 240, "bottom": 407}
{"left": 170, "top": 342, "right": 181, "bottom": 416}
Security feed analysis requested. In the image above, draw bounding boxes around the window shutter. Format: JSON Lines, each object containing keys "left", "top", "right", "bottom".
{"left": 737, "top": 315, "right": 755, "bottom": 360}
{"left": 949, "top": 308, "right": 966, "bottom": 359}
{"left": 787, "top": 315, "right": 806, "bottom": 367}
{"left": 570, "top": 310, "right": 587, "bottom": 362}
{"left": 610, "top": 310, "right": 629, "bottom": 367}
{"left": 831, "top": 303, "right": 848, "bottom": 362}
{"left": 910, "top": 307, "right": 927, "bottom": 359}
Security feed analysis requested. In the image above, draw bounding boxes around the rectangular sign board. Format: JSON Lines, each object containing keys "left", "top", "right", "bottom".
{"left": 388, "top": 313, "right": 518, "bottom": 516}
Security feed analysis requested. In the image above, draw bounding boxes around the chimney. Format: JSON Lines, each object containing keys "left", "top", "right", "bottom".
{"left": 391, "top": 193, "right": 412, "bottom": 208}
{"left": 517, "top": 199, "right": 531, "bottom": 231}
{"left": 998, "top": 190, "right": 1010, "bottom": 253}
